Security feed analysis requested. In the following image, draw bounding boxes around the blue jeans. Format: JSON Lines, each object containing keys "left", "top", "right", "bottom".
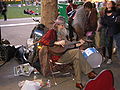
{"left": 114, "top": 33, "right": 120, "bottom": 60}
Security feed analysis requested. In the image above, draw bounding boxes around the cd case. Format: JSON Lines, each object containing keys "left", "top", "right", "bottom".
{"left": 14, "top": 63, "right": 34, "bottom": 76}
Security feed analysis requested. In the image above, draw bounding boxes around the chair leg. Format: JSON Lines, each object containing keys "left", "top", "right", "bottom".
{"left": 49, "top": 60, "right": 75, "bottom": 85}
{"left": 69, "top": 65, "right": 75, "bottom": 81}
{"left": 49, "top": 60, "right": 57, "bottom": 85}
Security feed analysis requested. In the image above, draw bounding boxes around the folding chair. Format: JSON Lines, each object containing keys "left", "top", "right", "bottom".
{"left": 84, "top": 69, "right": 115, "bottom": 90}
{"left": 39, "top": 46, "right": 74, "bottom": 85}
{"left": 48, "top": 57, "right": 74, "bottom": 85}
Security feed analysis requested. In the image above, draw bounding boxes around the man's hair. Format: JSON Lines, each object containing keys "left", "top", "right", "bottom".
{"left": 83, "top": 1, "right": 93, "bottom": 9}
{"left": 67, "top": 0, "right": 73, "bottom": 3}
{"left": 105, "top": 1, "right": 116, "bottom": 14}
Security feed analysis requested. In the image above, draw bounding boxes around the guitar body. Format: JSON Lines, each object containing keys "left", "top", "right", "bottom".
{"left": 48, "top": 45, "right": 67, "bottom": 55}
{"left": 48, "top": 41, "right": 80, "bottom": 55}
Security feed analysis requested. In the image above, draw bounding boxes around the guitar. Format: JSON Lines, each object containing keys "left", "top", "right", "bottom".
{"left": 48, "top": 41, "right": 81, "bottom": 55}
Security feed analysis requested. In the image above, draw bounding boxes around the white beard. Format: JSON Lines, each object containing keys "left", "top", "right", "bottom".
{"left": 57, "top": 28, "right": 69, "bottom": 41}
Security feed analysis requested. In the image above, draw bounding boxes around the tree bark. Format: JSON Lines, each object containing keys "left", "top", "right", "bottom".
{"left": 41, "top": 0, "right": 58, "bottom": 29}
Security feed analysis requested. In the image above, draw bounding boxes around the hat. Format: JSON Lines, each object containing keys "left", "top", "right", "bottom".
{"left": 54, "top": 16, "right": 66, "bottom": 25}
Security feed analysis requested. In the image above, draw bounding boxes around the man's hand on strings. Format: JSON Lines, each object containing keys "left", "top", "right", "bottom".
{"left": 76, "top": 39, "right": 85, "bottom": 47}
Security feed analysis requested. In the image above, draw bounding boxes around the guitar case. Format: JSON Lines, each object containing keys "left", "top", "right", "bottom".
{"left": 84, "top": 70, "right": 115, "bottom": 90}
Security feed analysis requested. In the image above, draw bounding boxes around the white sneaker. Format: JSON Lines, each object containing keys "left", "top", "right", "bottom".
{"left": 112, "top": 48, "right": 117, "bottom": 54}
{"left": 107, "top": 59, "right": 112, "bottom": 64}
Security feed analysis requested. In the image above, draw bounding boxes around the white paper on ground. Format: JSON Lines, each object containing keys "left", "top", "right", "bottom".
{"left": 21, "top": 80, "right": 41, "bottom": 90}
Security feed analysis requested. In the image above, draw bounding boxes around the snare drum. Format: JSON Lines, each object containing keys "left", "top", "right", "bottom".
{"left": 82, "top": 47, "right": 102, "bottom": 68}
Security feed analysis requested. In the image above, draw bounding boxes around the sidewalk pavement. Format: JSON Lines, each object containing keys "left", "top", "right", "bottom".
{"left": 0, "top": 17, "right": 40, "bottom": 27}
{"left": 0, "top": 54, "right": 120, "bottom": 90}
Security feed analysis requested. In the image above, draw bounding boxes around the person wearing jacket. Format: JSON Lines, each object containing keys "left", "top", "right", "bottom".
{"left": 66, "top": 0, "right": 78, "bottom": 41}
{"left": 39, "top": 16, "right": 97, "bottom": 89}
{"left": 66, "top": 0, "right": 78, "bottom": 19}
{"left": 97, "top": 1, "right": 120, "bottom": 64}
{"left": 72, "top": 1, "right": 94, "bottom": 41}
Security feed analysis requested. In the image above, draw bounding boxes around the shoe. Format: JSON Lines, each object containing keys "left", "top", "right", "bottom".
{"left": 88, "top": 71, "right": 97, "bottom": 79}
{"left": 107, "top": 59, "right": 112, "bottom": 64}
{"left": 112, "top": 48, "right": 117, "bottom": 54}
{"left": 76, "top": 83, "right": 84, "bottom": 89}
{"left": 4, "top": 19, "right": 7, "bottom": 21}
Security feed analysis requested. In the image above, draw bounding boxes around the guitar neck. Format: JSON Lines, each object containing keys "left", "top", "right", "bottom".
{"left": 65, "top": 41, "right": 81, "bottom": 46}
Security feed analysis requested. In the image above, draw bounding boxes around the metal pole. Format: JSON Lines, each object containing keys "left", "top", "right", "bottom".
{"left": 0, "top": 27, "right": 1, "bottom": 45}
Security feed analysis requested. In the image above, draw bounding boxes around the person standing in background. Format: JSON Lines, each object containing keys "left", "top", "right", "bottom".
{"left": 114, "top": 2, "right": 120, "bottom": 61}
{"left": 66, "top": 0, "right": 78, "bottom": 41}
{"left": 0, "top": 1, "right": 7, "bottom": 21}
{"left": 66, "top": 0, "right": 78, "bottom": 19}
{"left": 87, "top": 3, "right": 98, "bottom": 47}
{"left": 72, "top": 1, "right": 93, "bottom": 41}
{"left": 96, "top": 1, "right": 120, "bottom": 64}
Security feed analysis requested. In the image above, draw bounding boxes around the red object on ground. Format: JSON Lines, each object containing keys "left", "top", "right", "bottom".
{"left": 84, "top": 70, "right": 115, "bottom": 90}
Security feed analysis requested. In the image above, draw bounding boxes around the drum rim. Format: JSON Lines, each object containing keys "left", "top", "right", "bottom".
{"left": 82, "top": 47, "right": 98, "bottom": 59}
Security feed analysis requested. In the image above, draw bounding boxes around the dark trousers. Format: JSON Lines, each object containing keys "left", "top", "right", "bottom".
{"left": 103, "top": 36, "right": 113, "bottom": 59}
{"left": 2, "top": 11, "right": 7, "bottom": 21}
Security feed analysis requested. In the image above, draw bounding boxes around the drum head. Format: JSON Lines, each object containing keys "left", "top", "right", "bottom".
{"left": 87, "top": 52, "right": 102, "bottom": 68}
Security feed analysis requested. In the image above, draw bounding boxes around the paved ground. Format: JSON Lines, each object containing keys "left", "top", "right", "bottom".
{"left": 0, "top": 18, "right": 120, "bottom": 90}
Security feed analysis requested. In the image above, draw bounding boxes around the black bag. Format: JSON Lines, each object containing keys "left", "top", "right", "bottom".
{"left": 15, "top": 46, "right": 28, "bottom": 63}
{"left": 0, "top": 45, "right": 16, "bottom": 62}
{"left": 6, "top": 45, "right": 16, "bottom": 61}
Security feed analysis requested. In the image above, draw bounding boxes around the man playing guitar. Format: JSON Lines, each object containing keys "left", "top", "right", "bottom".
{"left": 39, "top": 16, "right": 97, "bottom": 89}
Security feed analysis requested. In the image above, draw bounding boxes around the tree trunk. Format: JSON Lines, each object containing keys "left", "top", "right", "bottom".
{"left": 41, "top": 0, "right": 58, "bottom": 29}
